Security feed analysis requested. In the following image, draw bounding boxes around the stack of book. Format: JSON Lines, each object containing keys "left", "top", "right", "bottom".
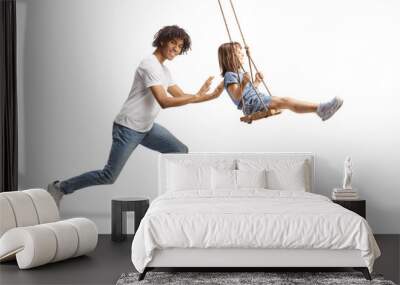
{"left": 332, "top": 188, "right": 359, "bottom": 200}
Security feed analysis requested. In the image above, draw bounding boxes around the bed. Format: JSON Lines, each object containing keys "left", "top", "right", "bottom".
{"left": 131, "top": 153, "right": 380, "bottom": 280}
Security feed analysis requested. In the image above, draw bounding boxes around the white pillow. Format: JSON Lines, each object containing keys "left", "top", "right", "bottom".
{"left": 237, "top": 159, "right": 310, "bottom": 192}
{"left": 166, "top": 158, "right": 235, "bottom": 170}
{"left": 211, "top": 168, "right": 236, "bottom": 190}
{"left": 266, "top": 166, "right": 306, "bottom": 191}
{"left": 166, "top": 163, "right": 211, "bottom": 192}
{"left": 211, "top": 169, "right": 268, "bottom": 190}
{"left": 236, "top": 169, "right": 268, "bottom": 189}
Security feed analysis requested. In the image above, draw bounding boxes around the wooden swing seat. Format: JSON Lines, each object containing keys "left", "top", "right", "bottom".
{"left": 240, "top": 108, "right": 282, "bottom": 124}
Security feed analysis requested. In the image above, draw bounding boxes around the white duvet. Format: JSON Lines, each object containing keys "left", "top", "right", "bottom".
{"left": 131, "top": 190, "right": 380, "bottom": 273}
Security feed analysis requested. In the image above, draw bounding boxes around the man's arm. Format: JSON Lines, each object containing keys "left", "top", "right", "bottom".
{"left": 166, "top": 76, "right": 213, "bottom": 98}
{"left": 150, "top": 85, "right": 201, "bottom": 109}
{"left": 167, "top": 81, "right": 224, "bottom": 103}
{"left": 166, "top": 84, "right": 191, "bottom": 98}
{"left": 151, "top": 77, "right": 224, "bottom": 109}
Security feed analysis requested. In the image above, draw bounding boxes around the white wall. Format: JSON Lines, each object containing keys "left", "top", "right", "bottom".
{"left": 16, "top": 0, "right": 400, "bottom": 233}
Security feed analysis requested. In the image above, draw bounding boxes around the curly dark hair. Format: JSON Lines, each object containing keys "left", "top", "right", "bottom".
{"left": 152, "top": 25, "right": 191, "bottom": 54}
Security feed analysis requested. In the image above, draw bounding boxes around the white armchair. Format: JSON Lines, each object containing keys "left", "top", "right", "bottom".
{"left": 0, "top": 189, "right": 98, "bottom": 269}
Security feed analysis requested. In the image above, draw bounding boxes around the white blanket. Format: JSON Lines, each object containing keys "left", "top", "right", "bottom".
{"left": 131, "top": 190, "right": 380, "bottom": 273}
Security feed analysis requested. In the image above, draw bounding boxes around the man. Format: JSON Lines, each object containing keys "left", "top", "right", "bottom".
{"left": 47, "top": 25, "right": 223, "bottom": 207}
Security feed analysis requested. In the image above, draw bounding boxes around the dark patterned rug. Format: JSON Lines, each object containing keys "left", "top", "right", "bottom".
{"left": 116, "top": 271, "right": 396, "bottom": 285}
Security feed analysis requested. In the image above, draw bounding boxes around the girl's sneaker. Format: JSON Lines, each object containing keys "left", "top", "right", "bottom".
{"left": 317, "top": 97, "right": 343, "bottom": 121}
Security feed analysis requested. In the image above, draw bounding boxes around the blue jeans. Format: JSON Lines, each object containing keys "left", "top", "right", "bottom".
{"left": 60, "top": 123, "right": 188, "bottom": 194}
{"left": 243, "top": 93, "right": 272, "bottom": 115}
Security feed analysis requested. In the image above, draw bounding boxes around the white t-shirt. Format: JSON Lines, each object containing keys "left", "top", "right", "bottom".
{"left": 114, "top": 54, "right": 174, "bottom": 132}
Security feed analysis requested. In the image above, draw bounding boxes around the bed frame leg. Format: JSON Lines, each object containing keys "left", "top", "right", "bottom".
{"left": 138, "top": 268, "right": 148, "bottom": 281}
{"left": 354, "top": 267, "right": 371, "bottom": 280}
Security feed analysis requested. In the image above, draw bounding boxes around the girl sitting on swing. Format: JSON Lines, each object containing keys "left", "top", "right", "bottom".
{"left": 218, "top": 42, "right": 343, "bottom": 121}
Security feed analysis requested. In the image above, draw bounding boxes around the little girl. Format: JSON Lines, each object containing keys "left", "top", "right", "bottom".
{"left": 218, "top": 42, "right": 343, "bottom": 121}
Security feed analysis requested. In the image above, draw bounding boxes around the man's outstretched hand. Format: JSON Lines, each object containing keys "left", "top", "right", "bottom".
{"left": 193, "top": 77, "right": 224, "bottom": 103}
{"left": 197, "top": 76, "right": 214, "bottom": 96}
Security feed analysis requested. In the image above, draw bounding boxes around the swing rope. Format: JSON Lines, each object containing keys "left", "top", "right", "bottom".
{"left": 228, "top": 0, "right": 273, "bottom": 97}
{"left": 217, "top": 0, "right": 246, "bottom": 112}
{"left": 217, "top": 0, "right": 282, "bottom": 123}
{"left": 218, "top": 0, "right": 267, "bottom": 113}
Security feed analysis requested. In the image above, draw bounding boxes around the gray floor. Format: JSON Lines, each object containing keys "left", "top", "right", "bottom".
{"left": 0, "top": 235, "right": 398, "bottom": 285}
{"left": 0, "top": 235, "right": 133, "bottom": 285}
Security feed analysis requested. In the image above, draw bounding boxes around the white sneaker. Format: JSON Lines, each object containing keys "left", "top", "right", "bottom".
{"left": 47, "top": 181, "right": 64, "bottom": 209}
{"left": 317, "top": 97, "right": 343, "bottom": 121}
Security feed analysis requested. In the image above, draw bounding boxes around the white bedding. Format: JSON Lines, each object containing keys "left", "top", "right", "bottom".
{"left": 131, "top": 190, "right": 380, "bottom": 273}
